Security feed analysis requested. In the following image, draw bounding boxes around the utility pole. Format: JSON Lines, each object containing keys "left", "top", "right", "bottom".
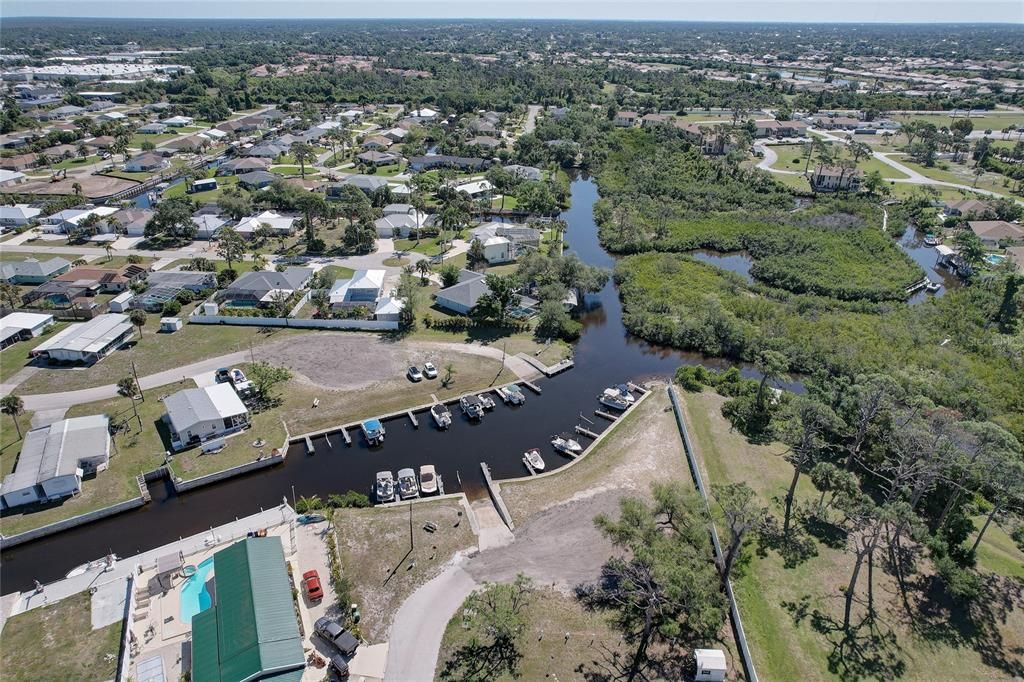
{"left": 132, "top": 360, "right": 144, "bottom": 402}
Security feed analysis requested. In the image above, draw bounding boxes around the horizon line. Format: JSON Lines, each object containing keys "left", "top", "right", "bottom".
{"left": 3, "top": 16, "right": 1023, "bottom": 25}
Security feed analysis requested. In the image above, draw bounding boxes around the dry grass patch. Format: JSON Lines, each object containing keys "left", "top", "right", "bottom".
{"left": 1, "top": 592, "right": 122, "bottom": 682}
{"left": 334, "top": 498, "right": 476, "bottom": 642}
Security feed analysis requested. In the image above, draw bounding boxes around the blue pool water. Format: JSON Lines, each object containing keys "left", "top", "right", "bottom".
{"left": 984, "top": 253, "right": 1007, "bottom": 266}
{"left": 179, "top": 557, "right": 214, "bottom": 624}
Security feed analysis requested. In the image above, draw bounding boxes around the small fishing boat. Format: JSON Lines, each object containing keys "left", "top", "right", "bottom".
{"left": 551, "top": 433, "right": 583, "bottom": 456}
{"left": 925, "top": 280, "right": 942, "bottom": 292}
{"left": 478, "top": 393, "right": 496, "bottom": 410}
{"left": 375, "top": 471, "right": 395, "bottom": 503}
{"left": 65, "top": 554, "right": 118, "bottom": 578}
{"left": 497, "top": 384, "right": 526, "bottom": 405}
{"left": 297, "top": 513, "right": 326, "bottom": 525}
{"left": 599, "top": 387, "right": 631, "bottom": 411}
{"left": 397, "top": 468, "right": 419, "bottom": 500}
{"left": 524, "top": 448, "right": 546, "bottom": 472}
{"left": 923, "top": 234, "right": 940, "bottom": 246}
{"left": 362, "top": 418, "right": 386, "bottom": 445}
{"left": 460, "top": 395, "right": 485, "bottom": 420}
{"left": 430, "top": 403, "right": 452, "bottom": 430}
{"left": 419, "top": 465, "right": 438, "bottom": 496}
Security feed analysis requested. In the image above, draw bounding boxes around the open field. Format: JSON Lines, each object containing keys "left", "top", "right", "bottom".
{"left": 679, "top": 389, "right": 1024, "bottom": 682}
{"left": 768, "top": 143, "right": 908, "bottom": 179}
{"left": 0, "top": 381, "right": 182, "bottom": 537}
{"left": 335, "top": 498, "right": 477, "bottom": 641}
{"left": 0, "top": 322, "right": 69, "bottom": 382}
{"left": 893, "top": 156, "right": 1015, "bottom": 198}
{"left": 0, "top": 592, "right": 122, "bottom": 682}
{"left": 436, "top": 587, "right": 623, "bottom": 682}
{"left": 892, "top": 111, "right": 1024, "bottom": 131}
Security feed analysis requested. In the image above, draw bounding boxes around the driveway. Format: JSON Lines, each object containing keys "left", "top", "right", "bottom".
{"left": 523, "top": 104, "right": 542, "bottom": 134}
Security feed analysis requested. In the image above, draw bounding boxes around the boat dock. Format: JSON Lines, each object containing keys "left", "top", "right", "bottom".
{"left": 304, "top": 436, "right": 315, "bottom": 455}
{"left": 575, "top": 425, "right": 599, "bottom": 439}
{"left": 523, "top": 381, "right": 542, "bottom": 395}
{"left": 595, "top": 410, "right": 618, "bottom": 421}
{"left": 522, "top": 457, "right": 539, "bottom": 475}
{"left": 516, "top": 352, "right": 575, "bottom": 377}
{"left": 340, "top": 427, "right": 352, "bottom": 446}
{"left": 906, "top": 277, "right": 930, "bottom": 295}
{"left": 407, "top": 411, "right": 419, "bottom": 428}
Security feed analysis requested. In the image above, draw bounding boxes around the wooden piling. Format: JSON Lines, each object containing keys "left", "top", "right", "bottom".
{"left": 595, "top": 410, "right": 618, "bottom": 421}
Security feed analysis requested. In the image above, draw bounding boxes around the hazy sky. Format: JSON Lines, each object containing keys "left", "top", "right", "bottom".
{"left": 4, "top": 0, "right": 1023, "bottom": 22}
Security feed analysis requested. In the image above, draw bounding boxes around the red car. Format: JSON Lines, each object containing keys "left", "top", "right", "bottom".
{"left": 302, "top": 570, "right": 324, "bottom": 602}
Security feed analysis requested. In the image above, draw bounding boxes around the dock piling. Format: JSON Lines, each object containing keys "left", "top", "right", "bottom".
{"left": 341, "top": 428, "right": 352, "bottom": 446}
{"left": 304, "top": 436, "right": 315, "bottom": 455}
{"left": 407, "top": 411, "right": 419, "bottom": 428}
{"left": 595, "top": 410, "right": 618, "bottom": 421}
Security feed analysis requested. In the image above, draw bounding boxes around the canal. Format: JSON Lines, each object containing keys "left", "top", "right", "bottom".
{"left": 1, "top": 177, "right": 787, "bottom": 591}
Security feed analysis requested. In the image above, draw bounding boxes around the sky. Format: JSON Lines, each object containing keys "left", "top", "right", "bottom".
{"left": 3, "top": 0, "right": 1023, "bottom": 22}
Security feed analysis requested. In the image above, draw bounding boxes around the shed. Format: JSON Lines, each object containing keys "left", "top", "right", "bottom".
{"left": 694, "top": 649, "right": 727, "bottom": 682}
{"left": 160, "top": 317, "right": 183, "bottom": 333}
{"left": 189, "top": 178, "right": 218, "bottom": 194}
{"left": 108, "top": 290, "right": 135, "bottom": 313}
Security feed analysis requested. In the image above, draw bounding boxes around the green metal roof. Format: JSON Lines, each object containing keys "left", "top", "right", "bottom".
{"left": 191, "top": 537, "right": 305, "bottom": 682}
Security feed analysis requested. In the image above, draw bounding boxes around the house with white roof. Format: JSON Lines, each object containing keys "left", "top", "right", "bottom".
{"left": 0, "top": 415, "right": 111, "bottom": 508}
{"left": 0, "top": 169, "right": 28, "bottom": 187}
{"left": 235, "top": 210, "right": 296, "bottom": 238}
{"left": 40, "top": 205, "right": 119, "bottom": 234}
{"left": 0, "top": 204, "right": 43, "bottom": 227}
{"left": 0, "top": 312, "right": 54, "bottom": 350}
{"left": 160, "top": 115, "right": 194, "bottom": 127}
{"left": 163, "top": 383, "right": 251, "bottom": 451}
{"left": 329, "top": 269, "right": 386, "bottom": 310}
{"left": 373, "top": 296, "right": 405, "bottom": 322}
{"left": 30, "top": 313, "right": 134, "bottom": 364}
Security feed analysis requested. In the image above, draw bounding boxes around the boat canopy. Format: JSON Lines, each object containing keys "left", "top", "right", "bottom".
{"left": 363, "top": 419, "right": 383, "bottom": 431}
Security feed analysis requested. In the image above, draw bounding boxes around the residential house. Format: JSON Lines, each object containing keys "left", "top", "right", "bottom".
{"left": 362, "top": 135, "right": 393, "bottom": 150}
{"left": 246, "top": 141, "right": 289, "bottom": 159}
{"left": 810, "top": 165, "right": 862, "bottom": 192}
{"left": 0, "top": 415, "right": 110, "bottom": 508}
{"left": 43, "top": 104, "right": 85, "bottom": 120}
{"left": 218, "top": 267, "right": 313, "bottom": 307}
{"left": 331, "top": 174, "right": 389, "bottom": 195}
{"left": 373, "top": 296, "right": 404, "bottom": 322}
{"left": 357, "top": 150, "right": 400, "bottom": 166}
{"left": 0, "top": 170, "right": 30, "bottom": 189}
{"left": 40, "top": 205, "right": 119, "bottom": 234}
{"left": 329, "top": 269, "right": 386, "bottom": 310}
{"left": 811, "top": 115, "right": 862, "bottom": 130}
{"left": 641, "top": 113, "right": 672, "bottom": 127}
{"left": 86, "top": 135, "right": 116, "bottom": 150}
{"left": 0, "top": 154, "right": 37, "bottom": 171}
{"left": 86, "top": 100, "right": 116, "bottom": 112}
{"left": 469, "top": 136, "right": 501, "bottom": 150}
{"left": 200, "top": 128, "right": 227, "bottom": 142}
{"left": 434, "top": 269, "right": 538, "bottom": 316}
{"left": 235, "top": 210, "right": 296, "bottom": 238}
{"left": 43, "top": 263, "right": 148, "bottom": 299}
{"left": 1, "top": 257, "right": 71, "bottom": 284}
{"left": 192, "top": 214, "right": 228, "bottom": 240}
{"left": 470, "top": 221, "right": 542, "bottom": 251}
{"left": 190, "top": 538, "right": 305, "bottom": 682}
{"left": 97, "top": 110, "right": 126, "bottom": 122}
{"left": 136, "top": 122, "right": 168, "bottom": 134}
{"left": 473, "top": 234, "right": 512, "bottom": 264}
{"left": 160, "top": 115, "right": 194, "bottom": 127}
{"left": 114, "top": 208, "right": 154, "bottom": 237}
{"left": 0, "top": 204, "right": 43, "bottom": 227}
{"left": 0, "top": 312, "right": 54, "bottom": 350}
{"left": 163, "top": 383, "right": 251, "bottom": 451}
{"left": 455, "top": 179, "right": 493, "bottom": 199}
{"left": 381, "top": 127, "right": 409, "bottom": 142}
{"left": 614, "top": 111, "right": 639, "bottom": 127}
{"left": 408, "top": 155, "right": 489, "bottom": 172}
{"left": 124, "top": 152, "right": 167, "bottom": 173}
{"left": 235, "top": 170, "right": 278, "bottom": 190}
{"left": 407, "top": 107, "right": 439, "bottom": 122}
{"left": 968, "top": 220, "right": 1024, "bottom": 248}
{"left": 30, "top": 313, "right": 135, "bottom": 363}
{"left": 108, "top": 291, "right": 134, "bottom": 313}
{"left": 162, "top": 135, "right": 206, "bottom": 153}
{"left": 133, "top": 270, "right": 217, "bottom": 311}
{"left": 942, "top": 199, "right": 994, "bottom": 219}
{"left": 504, "top": 164, "right": 542, "bottom": 181}
{"left": 218, "top": 157, "right": 270, "bottom": 175}
{"left": 374, "top": 213, "right": 425, "bottom": 238}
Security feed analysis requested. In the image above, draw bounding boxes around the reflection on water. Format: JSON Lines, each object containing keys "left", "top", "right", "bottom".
{"left": 897, "top": 224, "right": 961, "bottom": 304}
{"left": 690, "top": 251, "right": 755, "bottom": 282}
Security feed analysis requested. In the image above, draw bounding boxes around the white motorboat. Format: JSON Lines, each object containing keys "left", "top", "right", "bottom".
{"left": 362, "top": 419, "right": 386, "bottom": 445}
{"left": 375, "top": 471, "right": 395, "bottom": 504}
{"left": 419, "top": 465, "right": 438, "bottom": 495}
{"left": 65, "top": 554, "right": 118, "bottom": 578}
{"left": 524, "top": 448, "right": 546, "bottom": 472}
{"left": 397, "top": 468, "right": 419, "bottom": 500}
{"left": 497, "top": 384, "right": 526, "bottom": 405}
{"left": 430, "top": 403, "right": 452, "bottom": 429}
{"left": 460, "top": 395, "right": 485, "bottom": 420}
{"left": 925, "top": 280, "right": 942, "bottom": 292}
{"left": 551, "top": 433, "right": 583, "bottom": 456}
{"left": 599, "top": 388, "right": 631, "bottom": 411}
{"left": 478, "top": 393, "right": 496, "bottom": 410}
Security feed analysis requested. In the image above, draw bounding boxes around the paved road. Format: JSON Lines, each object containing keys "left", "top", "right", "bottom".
{"left": 523, "top": 104, "right": 542, "bottom": 134}
{"left": 754, "top": 144, "right": 800, "bottom": 174}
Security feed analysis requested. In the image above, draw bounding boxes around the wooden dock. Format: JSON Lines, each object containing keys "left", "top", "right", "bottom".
{"left": 323, "top": 434, "right": 332, "bottom": 449}
{"left": 340, "top": 428, "right": 352, "bottom": 446}
{"left": 407, "top": 410, "right": 419, "bottom": 428}
{"left": 575, "top": 425, "right": 599, "bottom": 439}
{"left": 595, "top": 410, "right": 618, "bottom": 421}
{"left": 627, "top": 382, "right": 647, "bottom": 395}
{"left": 523, "top": 381, "right": 542, "bottom": 395}
{"left": 517, "top": 352, "right": 575, "bottom": 377}
{"left": 304, "top": 435, "right": 315, "bottom": 455}
{"left": 522, "top": 457, "right": 539, "bottom": 476}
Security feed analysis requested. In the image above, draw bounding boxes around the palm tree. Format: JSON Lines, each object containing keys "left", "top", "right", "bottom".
{"left": 1, "top": 395, "right": 25, "bottom": 440}
{"left": 0, "top": 281, "right": 20, "bottom": 310}
{"left": 292, "top": 142, "right": 312, "bottom": 179}
{"left": 129, "top": 309, "right": 147, "bottom": 339}
{"left": 104, "top": 242, "right": 114, "bottom": 262}
{"left": 415, "top": 259, "right": 431, "bottom": 284}
{"left": 72, "top": 182, "right": 83, "bottom": 196}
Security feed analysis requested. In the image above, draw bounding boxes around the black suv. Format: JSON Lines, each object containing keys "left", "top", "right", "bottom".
{"left": 314, "top": 616, "right": 360, "bottom": 657}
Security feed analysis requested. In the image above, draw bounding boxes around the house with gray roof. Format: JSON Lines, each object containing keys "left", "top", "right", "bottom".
{"left": 0, "top": 415, "right": 110, "bottom": 508}
{"left": 236, "top": 170, "right": 279, "bottom": 190}
{"left": 433, "top": 269, "right": 538, "bottom": 316}
{"left": 504, "top": 164, "right": 542, "bottom": 181}
{"left": 163, "top": 383, "right": 250, "bottom": 451}
{"left": 218, "top": 267, "right": 313, "bottom": 307}
{"left": 1, "top": 257, "right": 71, "bottom": 284}
{"left": 331, "top": 174, "right": 389, "bottom": 195}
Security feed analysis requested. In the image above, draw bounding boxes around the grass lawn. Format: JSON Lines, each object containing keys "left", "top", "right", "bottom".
{"left": 0, "top": 592, "right": 122, "bottom": 682}
{"left": 437, "top": 587, "right": 622, "bottom": 682}
{"left": 679, "top": 389, "right": 1024, "bottom": 682}
{"left": 490, "top": 195, "right": 519, "bottom": 210}
{"left": 168, "top": 403, "right": 286, "bottom": 482}
{"left": 163, "top": 258, "right": 238, "bottom": 273}
{"left": 0, "top": 322, "right": 69, "bottom": 383}
{"left": 92, "top": 255, "right": 155, "bottom": 269}
{"left": 270, "top": 166, "right": 320, "bottom": 177}
{"left": 105, "top": 170, "right": 153, "bottom": 182}
{"left": 895, "top": 156, "right": 1014, "bottom": 198}
{"left": 892, "top": 111, "right": 1024, "bottom": 131}
{"left": 0, "top": 383, "right": 177, "bottom": 537}
{"left": 1, "top": 412, "right": 33, "bottom": 466}
{"left": 371, "top": 163, "right": 406, "bottom": 177}
{"left": 15, "top": 326, "right": 310, "bottom": 394}
{"left": 393, "top": 238, "right": 451, "bottom": 258}
{"left": 335, "top": 498, "right": 477, "bottom": 642}
{"left": 163, "top": 173, "right": 239, "bottom": 201}
{"left": 0, "top": 250, "right": 82, "bottom": 262}
{"left": 275, "top": 353, "right": 520, "bottom": 437}
{"left": 768, "top": 143, "right": 908, "bottom": 179}
{"left": 44, "top": 155, "right": 100, "bottom": 171}
{"left": 129, "top": 133, "right": 180, "bottom": 147}
{"left": 316, "top": 264, "right": 355, "bottom": 281}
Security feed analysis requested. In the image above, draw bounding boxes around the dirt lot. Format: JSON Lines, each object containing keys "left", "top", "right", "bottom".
{"left": 335, "top": 498, "right": 477, "bottom": 643}
{"left": 15, "top": 174, "right": 137, "bottom": 199}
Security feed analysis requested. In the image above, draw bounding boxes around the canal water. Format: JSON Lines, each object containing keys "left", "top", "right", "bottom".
{"left": 1, "top": 177, "right": 787, "bottom": 591}
{"left": 897, "top": 224, "right": 961, "bottom": 304}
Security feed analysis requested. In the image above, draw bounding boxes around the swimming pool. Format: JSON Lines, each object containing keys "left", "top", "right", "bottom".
{"left": 984, "top": 253, "right": 1007, "bottom": 266}
{"left": 179, "top": 557, "right": 214, "bottom": 624}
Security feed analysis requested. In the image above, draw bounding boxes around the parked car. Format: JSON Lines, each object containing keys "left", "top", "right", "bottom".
{"left": 422, "top": 362, "right": 438, "bottom": 379}
{"left": 329, "top": 653, "right": 350, "bottom": 678}
{"left": 315, "top": 616, "right": 360, "bottom": 656}
{"left": 302, "top": 570, "right": 323, "bottom": 602}
{"left": 407, "top": 365, "right": 423, "bottom": 382}
{"left": 215, "top": 368, "right": 231, "bottom": 383}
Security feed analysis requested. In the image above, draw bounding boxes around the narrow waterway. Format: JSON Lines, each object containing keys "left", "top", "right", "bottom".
{"left": 1, "top": 176, "right": 785, "bottom": 591}
{"left": 897, "top": 224, "right": 961, "bottom": 304}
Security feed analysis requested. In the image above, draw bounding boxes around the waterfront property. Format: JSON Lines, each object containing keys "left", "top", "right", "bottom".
{"left": 30, "top": 313, "right": 134, "bottom": 364}
{"left": 968, "top": 220, "right": 1024, "bottom": 248}
{"left": 163, "top": 383, "right": 251, "bottom": 451}
{"left": 191, "top": 537, "right": 305, "bottom": 682}
{"left": 0, "top": 415, "right": 110, "bottom": 508}
{"left": 434, "top": 269, "right": 538, "bottom": 316}
{"left": 0, "top": 312, "right": 54, "bottom": 349}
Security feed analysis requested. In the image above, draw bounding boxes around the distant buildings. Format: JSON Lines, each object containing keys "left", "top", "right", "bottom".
{"left": 810, "top": 165, "right": 862, "bottom": 192}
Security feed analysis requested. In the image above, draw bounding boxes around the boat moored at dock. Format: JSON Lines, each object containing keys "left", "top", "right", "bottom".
{"left": 523, "top": 448, "right": 546, "bottom": 472}
{"left": 375, "top": 471, "right": 395, "bottom": 503}
{"left": 362, "top": 418, "right": 386, "bottom": 445}
{"left": 551, "top": 433, "right": 583, "bottom": 456}
{"left": 497, "top": 384, "right": 526, "bottom": 405}
{"left": 478, "top": 393, "right": 496, "bottom": 410}
{"left": 460, "top": 395, "right": 486, "bottom": 420}
{"left": 430, "top": 403, "right": 452, "bottom": 430}
{"left": 397, "top": 468, "right": 419, "bottom": 500}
